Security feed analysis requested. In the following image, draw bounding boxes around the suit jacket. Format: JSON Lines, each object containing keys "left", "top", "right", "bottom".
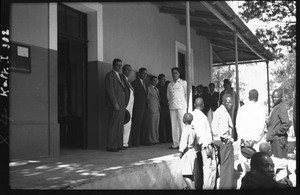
{"left": 156, "top": 83, "right": 169, "bottom": 108}
{"left": 105, "top": 70, "right": 125, "bottom": 108}
{"left": 131, "top": 78, "right": 147, "bottom": 110}
{"left": 147, "top": 85, "right": 160, "bottom": 113}
{"left": 210, "top": 91, "right": 220, "bottom": 111}
{"left": 120, "top": 74, "right": 133, "bottom": 107}
{"left": 266, "top": 101, "right": 291, "bottom": 141}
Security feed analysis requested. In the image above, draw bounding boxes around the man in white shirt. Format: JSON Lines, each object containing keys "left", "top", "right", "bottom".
{"left": 120, "top": 64, "right": 134, "bottom": 149}
{"left": 211, "top": 94, "right": 234, "bottom": 189}
{"left": 191, "top": 97, "right": 214, "bottom": 189}
{"left": 167, "top": 67, "right": 187, "bottom": 149}
{"left": 236, "top": 89, "right": 266, "bottom": 151}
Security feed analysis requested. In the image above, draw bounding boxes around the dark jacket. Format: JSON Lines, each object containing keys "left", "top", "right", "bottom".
{"left": 120, "top": 74, "right": 132, "bottom": 107}
{"left": 156, "top": 83, "right": 169, "bottom": 108}
{"left": 104, "top": 70, "right": 125, "bottom": 108}
{"left": 131, "top": 78, "right": 147, "bottom": 110}
{"left": 266, "top": 101, "right": 291, "bottom": 141}
{"left": 241, "top": 171, "right": 281, "bottom": 189}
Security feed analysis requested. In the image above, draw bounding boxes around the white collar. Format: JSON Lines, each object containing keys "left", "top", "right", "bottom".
{"left": 173, "top": 78, "right": 180, "bottom": 83}
{"left": 113, "top": 69, "right": 119, "bottom": 76}
{"left": 139, "top": 78, "right": 144, "bottom": 83}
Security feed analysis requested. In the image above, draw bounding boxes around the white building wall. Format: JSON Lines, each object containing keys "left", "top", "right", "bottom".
{"left": 102, "top": 2, "right": 210, "bottom": 84}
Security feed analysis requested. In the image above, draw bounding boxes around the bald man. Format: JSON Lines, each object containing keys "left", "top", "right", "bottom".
{"left": 236, "top": 89, "right": 266, "bottom": 151}
{"left": 211, "top": 94, "right": 234, "bottom": 189}
{"left": 191, "top": 97, "right": 214, "bottom": 189}
{"left": 266, "top": 89, "right": 291, "bottom": 158}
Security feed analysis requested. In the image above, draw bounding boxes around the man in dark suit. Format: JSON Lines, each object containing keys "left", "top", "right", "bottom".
{"left": 104, "top": 58, "right": 126, "bottom": 152}
{"left": 156, "top": 74, "right": 172, "bottom": 143}
{"left": 266, "top": 88, "right": 291, "bottom": 158}
{"left": 130, "top": 67, "right": 148, "bottom": 146}
{"left": 219, "top": 79, "right": 230, "bottom": 107}
{"left": 209, "top": 82, "right": 219, "bottom": 112}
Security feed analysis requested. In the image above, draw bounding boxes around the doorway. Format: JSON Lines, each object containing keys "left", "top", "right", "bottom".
{"left": 57, "top": 4, "right": 87, "bottom": 149}
{"left": 178, "top": 52, "right": 186, "bottom": 80}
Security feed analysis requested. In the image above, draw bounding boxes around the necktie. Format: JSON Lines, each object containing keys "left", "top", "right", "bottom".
{"left": 142, "top": 81, "right": 146, "bottom": 92}
{"left": 117, "top": 73, "right": 124, "bottom": 87}
{"left": 128, "top": 81, "right": 133, "bottom": 90}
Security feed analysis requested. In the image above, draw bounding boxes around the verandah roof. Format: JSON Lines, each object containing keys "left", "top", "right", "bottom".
{"left": 153, "top": 1, "right": 274, "bottom": 66}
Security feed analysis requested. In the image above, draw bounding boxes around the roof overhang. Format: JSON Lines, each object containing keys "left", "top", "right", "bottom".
{"left": 153, "top": 1, "right": 274, "bottom": 66}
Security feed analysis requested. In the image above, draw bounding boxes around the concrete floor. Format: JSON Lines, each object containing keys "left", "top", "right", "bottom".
{"left": 9, "top": 141, "right": 297, "bottom": 189}
{"left": 10, "top": 143, "right": 184, "bottom": 189}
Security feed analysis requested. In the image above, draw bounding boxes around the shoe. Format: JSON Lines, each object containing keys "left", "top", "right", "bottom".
{"left": 119, "top": 147, "right": 127, "bottom": 150}
{"left": 169, "top": 146, "right": 179, "bottom": 149}
{"left": 106, "top": 148, "right": 119, "bottom": 152}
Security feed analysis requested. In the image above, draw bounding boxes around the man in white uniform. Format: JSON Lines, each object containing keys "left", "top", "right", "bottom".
{"left": 167, "top": 67, "right": 187, "bottom": 149}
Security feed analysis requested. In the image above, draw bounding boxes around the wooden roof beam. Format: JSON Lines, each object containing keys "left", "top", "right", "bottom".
{"left": 200, "top": 1, "right": 268, "bottom": 61}
{"left": 197, "top": 31, "right": 244, "bottom": 44}
{"left": 210, "top": 41, "right": 253, "bottom": 53}
{"left": 159, "top": 6, "right": 219, "bottom": 20}
{"left": 180, "top": 20, "right": 232, "bottom": 33}
{"left": 213, "top": 50, "right": 225, "bottom": 64}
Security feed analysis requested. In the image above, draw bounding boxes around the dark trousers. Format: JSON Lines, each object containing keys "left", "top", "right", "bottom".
{"left": 107, "top": 106, "right": 125, "bottom": 150}
{"left": 130, "top": 108, "right": 146, "bottom": 146}
{"left": 270, "top": 137, "right": 288, "bottom": 158}
{"left": 214, "top": 140, "right": 234, "bottom": 189}
{"left": 194, "top": 151, "right": 204, "bottom": 189}
{"left": 158, "top": 106, "right": 172, "bottom": 143}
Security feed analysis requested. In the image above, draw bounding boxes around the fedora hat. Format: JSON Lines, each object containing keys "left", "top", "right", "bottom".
{"left": 241, "top": 146, "right": 256, "bottom": 159}
{"left": 124, "top": 109, "right": 131, "bottom": 124}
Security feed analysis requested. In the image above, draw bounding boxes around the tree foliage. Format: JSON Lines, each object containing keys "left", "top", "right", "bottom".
{"left": 212, "top": 66, "right": 245, "bottom": 94}
{"left": 238, "top": 1, "right": 296, "bottom": 59}
{"left": 271, "top": 53, "right": 296, "bottom": 115}
{"left": 238, "top": 1, "right": 296, "bottom": 123}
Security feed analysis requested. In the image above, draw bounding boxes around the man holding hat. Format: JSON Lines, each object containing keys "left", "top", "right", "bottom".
{"left": 120, "top": 64, "right": 134, "bottom": 149}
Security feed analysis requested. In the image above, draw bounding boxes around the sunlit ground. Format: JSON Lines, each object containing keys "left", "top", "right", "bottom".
{"left": 9, "top": 141, "right": 296, "bottom": 189}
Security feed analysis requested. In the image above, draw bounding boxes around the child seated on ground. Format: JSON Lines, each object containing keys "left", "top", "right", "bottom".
{"left": 178, "top": 113, "right": 197, "bottom": 190}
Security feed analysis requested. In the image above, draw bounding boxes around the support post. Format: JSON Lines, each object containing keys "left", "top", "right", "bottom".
{"left": 186, "top": 1, "right": 192, "bottom": 113}
{"left": 266, "top": 61, "right": 271, "bottom": 114}
{"left": 235, "top": 33, "right": 240, "bottom": 108}
{"left": 210, "top": 43, "right": 213, "bottom": 82}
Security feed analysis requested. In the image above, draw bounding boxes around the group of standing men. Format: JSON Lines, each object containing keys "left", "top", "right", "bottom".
{"left": 105, "top": 58, "right": 172, "bottom": 152}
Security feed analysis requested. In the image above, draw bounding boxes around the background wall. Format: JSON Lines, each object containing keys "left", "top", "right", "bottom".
{"left": 9, "top": 3, "right": 59, "bottom": 158}
{"left": 102, "top": 2, "right": 211, "bottom": 84}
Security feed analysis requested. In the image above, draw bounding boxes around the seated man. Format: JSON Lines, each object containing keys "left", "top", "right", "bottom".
{"left": 241, "top": 152, "right": 291, "bottom": 189}
{"left": 259, "top": 142, "right": 293, "bottom": 185}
